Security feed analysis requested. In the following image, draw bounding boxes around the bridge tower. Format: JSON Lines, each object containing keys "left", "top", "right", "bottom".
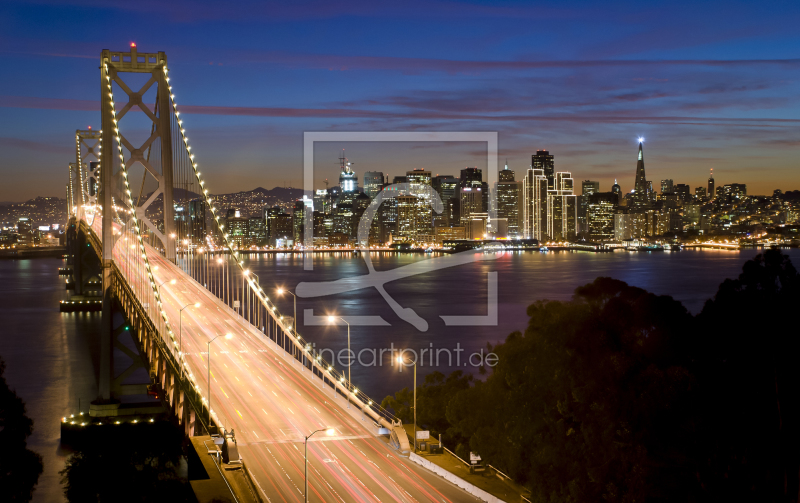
{"left": 98, "top": 45, "right": 176, "bottom": 401}
{"left": 76, "top": 128, "right": 102, "bottom": 210}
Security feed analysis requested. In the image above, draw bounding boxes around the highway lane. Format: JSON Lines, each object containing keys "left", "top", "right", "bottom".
{"left": 103, "top": 225, "right": 478, "bottom": 502}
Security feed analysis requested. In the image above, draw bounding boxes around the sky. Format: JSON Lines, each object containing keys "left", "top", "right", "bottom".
{"left": 0, "top": 0, "right": 798, "bottom": 201}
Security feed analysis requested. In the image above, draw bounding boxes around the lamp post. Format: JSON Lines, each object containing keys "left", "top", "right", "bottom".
{"left": 207, "top": 333, "right": 232, "bottom": 432}
{"left": 276, "top": 287, "right": 297, "bottom": 336}
{"left": 397, "top": 355, "right": 417, "bottom": 453}
{"left": 179, "top": 302, "right": 201, "bottom": 380}
{"left": 157, "top": 278, "right": 176, "bottom": 298}
{"left": 304, "top": 427, "right": 335, "bottom": 502}
{"left": 327, "top": 316, "right": 351, "bottom": 408}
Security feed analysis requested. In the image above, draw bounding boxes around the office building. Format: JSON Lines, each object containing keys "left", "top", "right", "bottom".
{"left": 225, "top": 210, "right": 249, "bottom": 248}
{"left": 580, "top": 180, "right": 600, "bottom": 235}
{"left": 631, "top": 140, "right": 651, "bottom": 209}
{"left": 338, "top": 151, "right": 358, "bottom": 195}
{"left": 248, "top": 216, "right": 265, "bottom": 246}
{"left": 432, "top": 175, "right": 458, "bottom": 228}
{"left": 523, "top": 168, "right": 548, "bottom": 240}
{"left": 547, "top": 172, "right": 577, "bottom": 240}
{"left": 675, "top": 184, "right": 691, "bottom": 203}
{"left": 708, "top": 169, "right": 715, "bottom": 199}
{"left": 587, "top": 192, "right": 617, "bottom": 242}
{"left": 532, "top": 150, "right": 555, "bottom": 189}
{"left": 363, "top": 171, "right": 384, "bottom": 198}
{"left": 496, "top": 164, "right": 523, "bottom": 238}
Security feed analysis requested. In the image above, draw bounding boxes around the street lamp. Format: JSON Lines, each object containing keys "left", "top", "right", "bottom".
{"left": 157, "top": 278, "right": 176, "bottom": 297}
{"left": 396, "top": 354, "right": 417, "bottom": 453}
{"left": 304, "top": 427, "right": 335, "bottom": 502}
{"left": 207, "top": 333, "right": 232, "bottom": 432}
{"left": 327, "top": 316, "right": 351, "bottom": 408}
{"left": 276, "top": 287, "right": 297, "bottom": 335}
{"left": 179, "top": 302, "right": 201, "bottom": 380}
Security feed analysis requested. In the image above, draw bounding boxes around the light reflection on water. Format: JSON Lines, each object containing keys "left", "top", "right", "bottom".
{"left": 1, "top": 249, "right": 798, "bottom": 501}
{"left": 242, "top": 248, "right": 800, "bottom": 399}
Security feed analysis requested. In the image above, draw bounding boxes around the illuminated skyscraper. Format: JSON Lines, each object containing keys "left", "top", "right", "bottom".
{"left": 631, "top": 139, "right": 651, "bottom": 209}
{"left": 363, "top": 171, "right": 384, "bottom": 198}
{"left": 532, "top": 150, "right": 555, "bottom": 189}
{"left": 338, "top": 150, "right": 358, "bottom": 194}
{"left": 708, "top": 169, "right": 715, "bottom": 199}
{"left": 497, "top": 163, "right": 523, "bottom": 238}
{"left": 523, "top": 167, "right": 548, "bottom": 240}
{"left": 547, "top": 172, "right": 578, "bottom": 240}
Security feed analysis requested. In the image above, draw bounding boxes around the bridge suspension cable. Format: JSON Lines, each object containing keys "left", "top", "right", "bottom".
{"left": 163, "top": 67, "right": 398, "bottom": 426}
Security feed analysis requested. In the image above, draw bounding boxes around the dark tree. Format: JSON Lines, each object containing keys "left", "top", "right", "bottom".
{"left": 695, "top": 249, "right": 800, "bottom": 501}
{"left": 60, "top": 421, "right": 190, "bottom": 502}
{"left": 382, "top": 370, "right": 473, "bottom": 444}
{"left": 446, "top": 278, "right": 698, "bottom": 503}
{"left": 0, "top": 356, "right": 44, "bottom": 502}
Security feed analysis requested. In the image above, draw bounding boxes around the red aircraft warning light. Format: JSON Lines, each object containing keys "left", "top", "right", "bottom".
{"left": 130, "top": 42, "right": 136, "bottom": 48}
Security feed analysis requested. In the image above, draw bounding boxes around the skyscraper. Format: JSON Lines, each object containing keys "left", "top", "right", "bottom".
{"left": 547, "top": 172, "right": 578, "bottom": 240}
{"left": 523, "top": 167, "right": 548, "bottom": 240}
{"left": 580, "top": 180, "right": 600, "bottom": 235}
{"left": 532, "top": 150, "right": 555, "bottom": 189}
{"left": 587, "top": 192, "right": 617, "bottom": 242}
{"left": 338, "top": 150, "right": 358, "bottom": 194}
{"left": 708, "top": 168, "right": 715, "bottom": 199}
{"left": 661, "top": 179, "right": 674, "bottom": 194}
{"left": 459, "top": 167, "right": 488, "bottom": 212}
{"left": 363, "top": 171, "right": 384, "bottom": 198}
{"left": 631, "top": 140, "right": 650, "bottom": 209}
{"left": 497, "top": 164, "right": 523, "bottom": 238}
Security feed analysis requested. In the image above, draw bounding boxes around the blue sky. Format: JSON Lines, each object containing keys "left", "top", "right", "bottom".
{"left": 0, "top": 0, "right": 798, "bottom": 201}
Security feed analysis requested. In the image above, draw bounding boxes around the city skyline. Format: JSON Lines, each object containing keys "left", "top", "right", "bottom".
{"left": 1, "top": 0, "right": 798, "bottom": 201}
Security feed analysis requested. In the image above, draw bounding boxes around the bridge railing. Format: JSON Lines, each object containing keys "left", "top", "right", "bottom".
{"left": 85, "top": 51, "right": 400, "bottom": 430}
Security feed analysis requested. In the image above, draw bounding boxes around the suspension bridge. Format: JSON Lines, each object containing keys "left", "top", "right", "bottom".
{"left": 61, "top": 45, "right": 477, "bottom": 502}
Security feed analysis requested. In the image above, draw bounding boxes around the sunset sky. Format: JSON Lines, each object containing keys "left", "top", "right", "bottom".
{"left": 0, "top": 0, "right": 798, "bottom": 201}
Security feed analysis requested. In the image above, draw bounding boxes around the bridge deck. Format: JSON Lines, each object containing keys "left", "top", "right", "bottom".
{"left": 86, "top": 216, "right": 478, "bottom": 502}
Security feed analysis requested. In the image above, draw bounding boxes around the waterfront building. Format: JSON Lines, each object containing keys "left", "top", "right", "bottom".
{"left": 523, "top": 167, "right": 548, "bottom": 240}
{"left": 497, "top": 164, "right": 523, "bottom": 238}
{"left": 587, "top": 192, "right": 617, "bottom": 242}
{"left": 547, "top": 172, "right": 578, "bottom": 240}
{"left": 614, "top": 210, "right": 647, "bottom": 241}
{"left": 225, "top": 210, "right": 248, "bottom": 248}
{"left": 247, "top": 216, "right": 265, "bottom": 246}
{"left": 264, "top": 206, "right": 282, "bottom": 243}
{"left": 432, "top": 175, "right": 458, "bottom": 228}
{"left": 580, "top": 180, "right": 600, "bottom": 235}
{"left": 459, "top": 167, "right": 488, "bottom": 213}
{"left": 435, "top": 225, "right": 465, "bottom": 243}
{"left": 459, "top": 187, "right": 483, "bottom": 228}
{"left": 272, "top": 213, "right": 293, "bottom": 247}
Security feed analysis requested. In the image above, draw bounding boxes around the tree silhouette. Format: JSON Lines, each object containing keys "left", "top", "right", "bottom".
{"left": 695, "top": 249, "right": 800, "bottom": 501}
{"left": 0, "top": 356, "right": 44, "bottom": 502}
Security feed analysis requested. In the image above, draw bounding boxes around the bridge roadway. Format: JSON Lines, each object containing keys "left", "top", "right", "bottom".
{"left": 98, "top": 221, "right": 477, "bottom": 502}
